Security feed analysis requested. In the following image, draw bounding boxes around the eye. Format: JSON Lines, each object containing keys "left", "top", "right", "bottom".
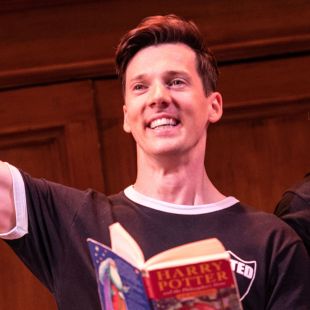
{"left": 168, "top": 78, "right": 186, "bottom": 88}
{"left": 132, "top": 83, "right": 147, "bottom": 93}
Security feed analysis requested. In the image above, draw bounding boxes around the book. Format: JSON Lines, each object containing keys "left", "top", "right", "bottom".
{"left": 87, "top": 223, "right": 243, "bottom": 310}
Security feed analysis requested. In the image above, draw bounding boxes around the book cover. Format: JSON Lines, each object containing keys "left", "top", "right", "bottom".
{"left": 145, "top": 259, "right": 242, "bottom": 309}
{"left": 87, "top": 223, "right": 242, "bottom": 310}
{"left": 88, "top": 239, "right": 151, "bottom": 310}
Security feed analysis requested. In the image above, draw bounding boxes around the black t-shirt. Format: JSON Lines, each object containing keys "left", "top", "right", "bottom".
{"left": 6, "top": 173, "right": 310, "bottom": 310}
{"left": 274, "top": 174, "right": 310, "bottom": 255}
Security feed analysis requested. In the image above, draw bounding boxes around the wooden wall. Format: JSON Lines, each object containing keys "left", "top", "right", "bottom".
{"left": 0, "top": 1, "right": 309, "bottom": 309}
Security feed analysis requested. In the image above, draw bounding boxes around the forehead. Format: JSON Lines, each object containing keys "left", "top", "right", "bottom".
{"left": 125, "top": 43, "right": 197, "bottom": 81}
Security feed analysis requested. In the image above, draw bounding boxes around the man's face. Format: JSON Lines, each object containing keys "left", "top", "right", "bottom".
{"left": 123, "top": 43, "right": 222, "bottom": 159}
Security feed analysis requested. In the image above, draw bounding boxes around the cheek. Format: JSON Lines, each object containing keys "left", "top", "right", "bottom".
{"left": 125, "top": 108, "right": 139, "bottom": 124}
{"left": 124, "top": 95, "right": 144, "bottom": 115}
{"left": 181, "top": 96, "right": 208, "bottom": 118}
{"left": 124, "top": 107, "right": 145, "bottom": 135}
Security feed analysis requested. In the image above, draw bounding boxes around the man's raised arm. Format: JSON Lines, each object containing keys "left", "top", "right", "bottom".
{"left": 0, "top": 161, "right": 15, "bottom": 234}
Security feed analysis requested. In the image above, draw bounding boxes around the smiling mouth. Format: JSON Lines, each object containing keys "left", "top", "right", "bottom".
{"left": 148, "top": 118, "right": 180, "bottom": 129}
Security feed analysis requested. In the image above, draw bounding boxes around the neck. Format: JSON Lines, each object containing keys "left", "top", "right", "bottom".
{"left": 134, "top": 150, "right": 225, "bottom": 205}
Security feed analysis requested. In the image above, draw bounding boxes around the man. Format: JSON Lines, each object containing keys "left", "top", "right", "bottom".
{"left": 274, "top": 173, "right": 310, "bottom": 255}
{"left": 0, "top": 14, "right": 309, "bottom": 309}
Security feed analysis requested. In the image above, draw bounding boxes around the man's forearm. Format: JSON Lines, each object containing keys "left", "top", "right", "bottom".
{"left": 0, "top": 161, "right": 15, "bottom": 234}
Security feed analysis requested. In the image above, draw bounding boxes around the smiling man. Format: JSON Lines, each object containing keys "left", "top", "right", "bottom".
{"left": 122, "top": 42, "right": 224, "bottom": 204}
{"left": 0, "top": 14, "right": 309, "bottom": 310}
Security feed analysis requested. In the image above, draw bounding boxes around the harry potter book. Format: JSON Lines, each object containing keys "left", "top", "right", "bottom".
{"left": 87, "top": 223, "right": 242, "bottom": 310}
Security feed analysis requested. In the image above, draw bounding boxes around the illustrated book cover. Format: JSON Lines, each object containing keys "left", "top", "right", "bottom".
{"left": 87, "top": 223, "right": 242, "bottom": 310}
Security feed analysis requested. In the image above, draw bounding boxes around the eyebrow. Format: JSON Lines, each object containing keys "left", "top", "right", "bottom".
{"left": 128, "top": 74, "right": 147, "bottom": 84}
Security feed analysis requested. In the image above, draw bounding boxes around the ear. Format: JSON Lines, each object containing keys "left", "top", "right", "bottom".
{"left": 123, "top": 104, "right": 131, "bottom": 133}
{"left": 207, "top": 92, "right": 223, "bottom": 123}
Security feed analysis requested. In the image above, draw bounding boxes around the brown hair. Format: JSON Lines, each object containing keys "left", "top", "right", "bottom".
{"left": 115, "top": 14, "right": 219, "bottom": 95}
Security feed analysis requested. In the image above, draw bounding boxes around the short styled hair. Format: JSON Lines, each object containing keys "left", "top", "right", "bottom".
{"left": 115, "top": 14, "right": 219, "bottom": 96}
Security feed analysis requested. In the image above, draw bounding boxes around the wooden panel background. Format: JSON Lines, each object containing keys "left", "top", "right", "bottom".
{"left": 0, "top": 0, "right": 309, "bottom": 309}
{"left": 0, "top": 82, "right": 104, "bottom": 309}
{"left": 213, "top": 55, "right": 310, "bottom": 211}
{"left": 0, "top": 0, "right": 310, "bottom": 88}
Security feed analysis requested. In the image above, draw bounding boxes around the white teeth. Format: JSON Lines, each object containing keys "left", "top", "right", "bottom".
{"left": 149, "top": 118, "right": 177, "bottom": 129}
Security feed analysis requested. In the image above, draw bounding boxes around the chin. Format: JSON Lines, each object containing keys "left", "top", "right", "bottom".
{"left": 150, "top": 145, "right": 184, "bottom": 157}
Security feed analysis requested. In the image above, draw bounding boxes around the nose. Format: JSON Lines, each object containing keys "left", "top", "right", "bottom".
{"left": 147, "top": 82, "right": 170, "bottom": 108}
